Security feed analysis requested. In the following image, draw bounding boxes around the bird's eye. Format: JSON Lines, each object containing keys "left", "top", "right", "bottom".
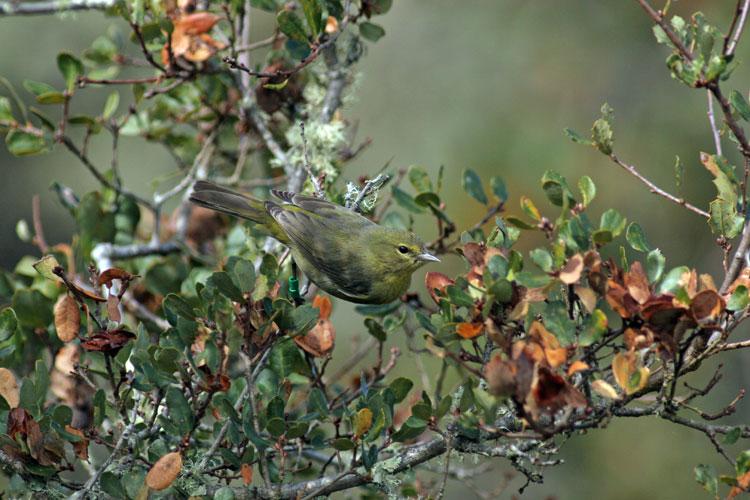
{"left": 398, "top": 245, "right": 409, "bottom": 254}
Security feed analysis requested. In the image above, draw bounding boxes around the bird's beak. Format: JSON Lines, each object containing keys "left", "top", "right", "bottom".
{"left": 417, "top": 252, "right": 440, "bottom": 263}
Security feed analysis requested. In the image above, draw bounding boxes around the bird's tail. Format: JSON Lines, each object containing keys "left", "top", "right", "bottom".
{"left": 190, "top": 181, "right": 270, "bottom": 222}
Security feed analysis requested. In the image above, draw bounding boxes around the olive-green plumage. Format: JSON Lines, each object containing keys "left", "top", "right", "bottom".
{"left": 189, "top": 181, "right": 440, "bottom": 304}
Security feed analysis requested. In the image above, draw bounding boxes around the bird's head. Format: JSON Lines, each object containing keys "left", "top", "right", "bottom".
{"left": 370, "top": 227, "right": 440, "bottom": 275}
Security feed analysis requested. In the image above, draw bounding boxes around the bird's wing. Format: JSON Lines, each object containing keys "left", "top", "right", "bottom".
{"left": 271, "top": 190, "right": 342, "bottom": 213}
{"left": 266, "top": 201, "right": 373, "bottom": 301}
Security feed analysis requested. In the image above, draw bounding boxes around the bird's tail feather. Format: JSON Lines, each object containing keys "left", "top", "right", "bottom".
{"left": 189, "top": 181, "right": 270, "bottom": 224}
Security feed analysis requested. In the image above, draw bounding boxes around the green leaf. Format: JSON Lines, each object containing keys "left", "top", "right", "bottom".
{"left": 462, "top": 169, "right": 488, "bottom": 205}
{"left": 277, "top": 10, "right": 309, "bottom": 43}
{"left": 364, "top": 318, "right": 386, "bottom": 342}
{"left": 369, "top": 0, "right": 392, "bottom": 15}
{"left": 592, "top": 103, "right": 614, "bottom": 155}
{"left": 563, "top": 127, "right": 593, "bottom": 145}
{"left": 269, "top": 340, "right": 306, "bottom": 379}
{"left": 541, "top": 170, "right": 575, "bottom": 207}
{"left": 12, "top": 289, "right": 53, "bottom": 328}
{"left": 32, "top": 254, "right": 62, "bottom": 281}
{"left": 727, "top": 285, "right": 749, "bottom": 312}
{"left": 490, "top": 176, "right": 508, "bottom": 202}
{"left": 102, "top": 91, "right": 119, "bottom": 119}
{"left": 579, "top": 309, "right": 607, "bottom": 346}
{"left": 332, "top": 437, "right": 356, "bottom": 450}
{"left": 600, "top": 209, "right": 626, "bottom": 237}
{"left": 694, "top": 464, "right": 718, "bottom": 498}
{"left": 166, "top": 386, "right": 194, "bottom": 434}
{"left": 389, "top": 377, "right": 413, "bottom": 403}
{"left": 646, "top": 249, "right": 665, "bottom": 283}
{"left": 724, "top": 427, "right": 742, "bottom": 445}
{"left": 391, "top": 186, "right": 424, "bottom": 213}
{"left": 57, "top": 53, "right": 83, "bottom": 92}
{"left": 23, "top": 80, "right": 56, "bottom": 97}
{"left": 530, "top": 248, "right": 553, "bottom": 272}
{"left": 658, "top": 266, "right": 690, "bottom": 295}
{"left": 226, "top": 257, "right": 256, "bottom": 294}
{"left": 208, "top": 271, "right": 244, "bottom": 302}
{"left": 709, "top": 199, "right": 744, "bottom": 238}
{"left": 520, "top": 196, "right": 541, "bottom": 221}
{"left": 578, "top": 176, "right": 596, "bottom": 207}
{"left": 0, "top": 96, "right": 13, "bottom": 122}
{"left": 5, "top": 129, "right": 46, "bottom": 156}
{"left": 446, "top": 284, "right": 474, "bottom": 308}
{"left": 163, "top": 293, "right": 196, "bottom": 321}
{"left": 730, "top": 90, "right": 750, "bottom": 121}
{"left": 359, "top": 22, "right": 385, "bottom": 42}
{"left": 300, "top": 0, "right": 323, "bottom": 35}
{"left": 625, "top": 222, "right": 651, "bottom": 252}
{"left": 542, "top": 300, "right": 576, "bottom": 346}
{"left": 0, "top": 308, "right": 18, "bottom": 342}
{"left": 408, "top": 165, "right": 432, "bottom": 193}
{"left": 36, "top": 91, "right": 65, "bottom": 105}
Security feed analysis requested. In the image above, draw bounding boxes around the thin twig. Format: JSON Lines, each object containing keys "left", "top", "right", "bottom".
{"left": 0, "top": 0, "right": 114, "bottom": 16}
{"left": 707, "top": 90, "right": 723, "bottom": 156}
{"left": 609, "top": 154, "right": 709, "bottom": 218}
{"left": 726, "top": 0, "right": 750, "bottom": 56}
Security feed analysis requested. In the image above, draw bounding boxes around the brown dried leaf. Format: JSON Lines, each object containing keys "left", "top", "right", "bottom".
{"left": 574, "top": 285, "right": 597, "bottom": 313}
{"left": 456, "top": 322, "right": 484, "bottom": 340}
{"left": 107, "top": 293, "right": 121, "bottom": 324}
{"left": 80, "top": 329, "right": 135, "bottom": 353}
{"left": 0, "top": 368, "right": 19, "bottom": 408}
{"left": 325, "top": 15, "right": 339, "bottom": 33}
{"left": 176, "top": 12, "right": 221, "bottom": 35}
{"left": 699, "top": 273, "right": 717, "bottom": 292}
{"left": 612, "top": 352, "right": 650, "bottom": 395}
{"left": 484, "top": 355, "right": 517, "bottom": 397}
{"left": 558, "top": 254, "right": 583, "bottom": 285}
{"left": 54, "top": 294, "right": 80, "bottom": 343}
{"left": 7, "top": 407, "right": 32, "bottom": 439}
{"left": 425, "top": 271, "right": 454, "bottom": 304}
{"left": 528, "top": 366, "right": 587, "bottom": 421}
{"left": 529, "top": 321, "right": 567, "bottom": 368}
{"left": 690, "top": 289, "right": 725, "bottom": 322}
{"left": 65, "top": 425, "right": 89, "bottom": 460}
{"left": 147, "top": 451, "right": 183, "bottom": 491}
{"left": 605, "top": 280, "right": 639, "bottom": 318}
{"left": 293, "top": 319, "right": 335, "bottom": 357}
{"left": 97, "top": 268, "right": 134, "bottom": 288}
{"left": 624, "top": 261, "right": 650, "bottom": 305}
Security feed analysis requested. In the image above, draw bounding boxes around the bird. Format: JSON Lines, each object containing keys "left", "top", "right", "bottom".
{"left": 189, "top": 181, "right": 440, "bottom": 304}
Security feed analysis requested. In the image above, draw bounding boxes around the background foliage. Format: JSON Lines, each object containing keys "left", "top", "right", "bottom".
{"left": 3, "top": 1, "right": 750, "bottom": 499}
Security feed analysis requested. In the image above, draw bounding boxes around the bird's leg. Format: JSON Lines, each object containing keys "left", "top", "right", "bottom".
{"left": 289, "top": 260, "right": 304, "bottom": 305}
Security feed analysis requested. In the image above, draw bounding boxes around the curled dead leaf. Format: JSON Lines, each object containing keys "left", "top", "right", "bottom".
{"left": 624, "top": 261, "right": 650, "bottom": 305}
{"left": 690, "top": 289, "right": 725, "bottom": 323}
{"left": 107, "top": 293, "right": 121, "bottom": 324}
{"left": 294, "top": 298, "right": 335, "bottom": 357}
{"left": 591, "top": 379, "right": 620, "bottom": 400}
{"left": 80, "top": 329, "right": 135, "bottom": 353}
{"left": 0, "top": 368, "right": 19, "bottom": 408}
{"left": 65, "top": 425, "right": 89, "bottom": 460}
{"left": 574, "top": 285, "right": 597, "bottom": 313}
{"left": 325, "top": 15, "right": 339, "bottom": 33}
{"left": 558, "top": 254, "right": 583, "bottom": 285}
{"left": 312, "top": 295, "right": 332, "bottom": 320}
{"left": 147, "top": 451, "right": 183, "bottom": 491}
{"left": 97, "top": 268, "right": 134, "bottom": 288}
{"left": 424, "top": 272, "right": 454, "bottom": 304}
{"left": 54, "top": 294, "right": 80, "bottom": 343}
{"left": 612, "top": 352, "right": 649, "bottom": 395}
{"left": 529, "top": 321, "right": 567, "bottom": 368}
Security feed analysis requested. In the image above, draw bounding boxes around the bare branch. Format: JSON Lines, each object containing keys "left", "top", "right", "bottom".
{"left": 609, "top": 154, "right": 710, "bottom": 218}
{"left": 726, "top": 0, "right": 750, "bottom": 56}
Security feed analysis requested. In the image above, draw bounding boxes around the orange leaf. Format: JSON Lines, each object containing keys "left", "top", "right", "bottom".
{"left": 241, "top": 463, "right": 253, "bottom": 486}
{"left": 567, "top": 360, "right": 589, "bottom": 376}
{"left": 65, "top": 425, "right": 89, "bottom": 460}
{"left": 591, "top": 379, "right": 620, "bottom": 400}
{"left": 294, "top": 319, "right": 335, "bottom": 357}
{"left": 312, "top": 295, "right": 332, "bottom": 320}
{"left": 147, "top": 452, "right": 183, "bottom": 491}
{"left": 484, "top": 354, "right": 517, "bottom": 397}
{"left": 529, "top": 321, "right": 567, "bottom": 368}
{"left": 456, "top": 322, "right": 483, "bottom": 339}
{"left": 97, "top": 267, "right": 134, "bottom": 287}
{"left": 690, "top": 289, "right": 725, "bottom": 322}
{"left": 175, "top": 12, "right": 222, "bottom": 35}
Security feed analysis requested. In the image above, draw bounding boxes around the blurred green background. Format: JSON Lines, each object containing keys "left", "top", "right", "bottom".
{"left": 2, "top": 0, "right": 750, "bottom": 498}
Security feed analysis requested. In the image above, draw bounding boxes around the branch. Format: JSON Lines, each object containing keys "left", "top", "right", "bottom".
{"left": 726, "top": 0, "right": 750, "bottom": 56}
{"left": 0, "top": 0, "right": 114, "bottom": 16}
{"left": 609, "top": 154, "right": 709, "bottom": 218}
{"left": 707, "top": 90, "right": 723, "bottom": 156}
{"left": 634, "top": 0, "right": 694, "bottom": 61}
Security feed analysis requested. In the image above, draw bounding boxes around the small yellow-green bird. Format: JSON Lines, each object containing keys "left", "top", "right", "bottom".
{"left": 189, "top": 181, "right": 440, "bottom": 304}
